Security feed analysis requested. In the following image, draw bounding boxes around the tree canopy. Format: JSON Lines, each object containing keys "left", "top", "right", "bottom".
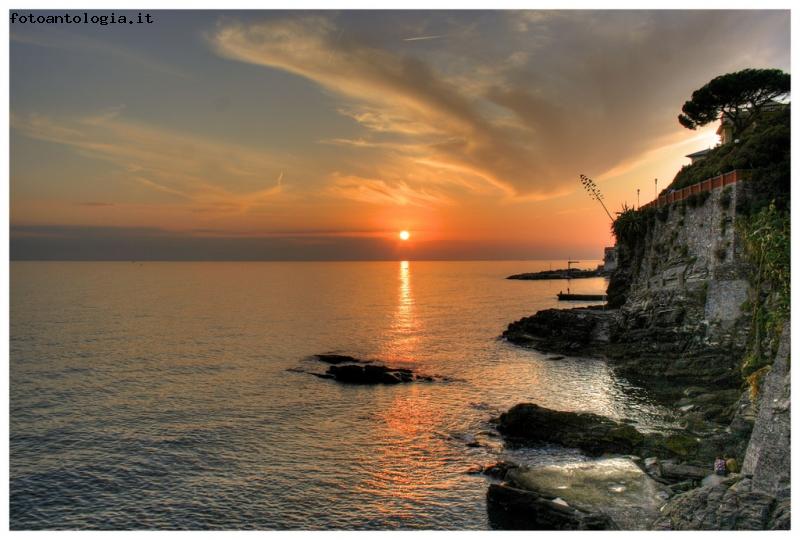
{"left": 677, "top": 68, "right": 790, "bottom": 136}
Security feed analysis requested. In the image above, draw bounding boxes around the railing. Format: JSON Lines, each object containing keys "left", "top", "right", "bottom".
{"left": 639, "top": 170, "right": 748, "bottom": 210}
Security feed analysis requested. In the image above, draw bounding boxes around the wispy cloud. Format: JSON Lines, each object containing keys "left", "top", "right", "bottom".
{"left": 403, "top": 35, "right": 445, "bottom": 42}
{"left": 211, "top": 12, "right": 788, "bottom": 202}
{"left": 328, "top": 174, "right": 454, "bottom": 208}
{"left": 12, "top": 110, "right": 288, "bottom": 213}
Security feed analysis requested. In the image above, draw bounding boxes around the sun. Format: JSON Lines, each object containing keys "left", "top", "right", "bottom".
{"left": 399, "top": 230, "right": 410, "bottom": 241}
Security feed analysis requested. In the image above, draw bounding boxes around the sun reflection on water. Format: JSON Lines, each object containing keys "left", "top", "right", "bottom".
{"left": 381, "top": 261, "right": 419, "bottom": 362}
{"left": 355, "top": 388, "right": 461, "bottom": 525}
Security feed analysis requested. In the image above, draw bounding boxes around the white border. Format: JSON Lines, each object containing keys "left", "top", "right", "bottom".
{"left": 3, "top": 2, "right": 797, "bottom": 538}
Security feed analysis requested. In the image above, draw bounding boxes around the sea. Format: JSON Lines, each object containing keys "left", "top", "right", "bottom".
{"left": 10, "top": 260, "right": 674, "bottom": 530}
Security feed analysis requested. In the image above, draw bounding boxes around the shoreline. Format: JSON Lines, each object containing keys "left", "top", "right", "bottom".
{"left": 484, "top": 308, "right": 785, "bottom": 530}
{"left": 487, "top": 180, "right": 790, "bottom": 530}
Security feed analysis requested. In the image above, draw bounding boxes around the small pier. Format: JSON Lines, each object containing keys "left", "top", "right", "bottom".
{"left": 557, "top": 293, "right": 607, "bottom": 301}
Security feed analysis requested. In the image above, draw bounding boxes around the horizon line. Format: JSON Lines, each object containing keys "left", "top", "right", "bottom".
{"left": 10, "top": 257, "right": 605, "bottom": 263}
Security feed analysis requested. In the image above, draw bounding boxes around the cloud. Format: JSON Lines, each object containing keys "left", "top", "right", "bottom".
{"left": 212, "top": 16, "right": 541, "bottom": 197}
{"left": 211, "top": 11, "right": 788, "bottom": 200}
{"left": 328, "top": 174, "right": 454, "bottom": 207}
{"left": 12, "top": 110, "right": 288, "bottom": 214}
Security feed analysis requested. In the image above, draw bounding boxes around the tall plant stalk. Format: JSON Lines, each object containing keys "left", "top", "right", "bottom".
{"left": 579, "top": 174, "right": 614, "bottom": 221}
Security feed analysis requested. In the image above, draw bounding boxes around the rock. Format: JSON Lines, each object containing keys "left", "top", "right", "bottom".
{"left": 505, "top": 457, "right": 664, "bottom": 529}
{"left": 660, "top": 462, "right": 709, "bottom": 481}
{"left": 684, "top": 386, "right": 708, "bottom": 398}
{"left": 482, "top": 461, "right": 519, "bottom": 480}
{"left": 496, "top": 403, "right": 645, "bottom": 456}
{"left": 486, "top": 484, "right": 618, "bottom": 530}
{"left": 322, "top": 362, "right": 440, "bottom": 385}
{"left": 701, "top": 473, "right": 728, "bottom": 488}
{"left": 667, "top": 479, "right": 696, "bottom": 493}
{"left": 546, "top": 356, "right": 565, "bottom": 361}
{"left": 659, "top": 433, "right": 701, "bottom": 459}
{"left": 768, "top": 498, "right": 791, "bottom": 530}
{"left": 742, "top": 322, "right": 791, "bottom": 499}
{"left": 327, "top": 364, "right": 396, "bottom": 384}
{"left": 644, "top": 457, "right": 662, "bottom": 477}
{"left": 507, "top": 268, "right": 601, "bottom": 280}
{"left": 502, "top": 308, "right": 613, "bottom": 355}
{"left": 653, "top": 477, "right": 781, "bottom": 530}
{"left": 496, "top": 403, "right": 712, "bottom": 462}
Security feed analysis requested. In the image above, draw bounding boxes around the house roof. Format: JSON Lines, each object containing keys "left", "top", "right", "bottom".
{"left": 685, "top": 148, "right": 711, "bottom": 159}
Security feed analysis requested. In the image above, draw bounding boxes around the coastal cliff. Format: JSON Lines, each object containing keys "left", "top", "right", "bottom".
{"left": 507, "top": 182, "right": 751, "bottom": 389}
{"left": 606, "top": 182, "right": 751, "bottom": 388}
{"left": 499, "top": 179, "right": 790, "bottom": 529}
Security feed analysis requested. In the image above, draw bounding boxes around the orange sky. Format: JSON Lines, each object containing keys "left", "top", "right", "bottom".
{"left": 10, "top": 10, "right": 789, "bottom": 260}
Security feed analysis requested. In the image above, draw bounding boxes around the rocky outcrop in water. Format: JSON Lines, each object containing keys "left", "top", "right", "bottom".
{"left": 502, "top": 308, "right": 612, "bottom": 355}
{"left": 494, "top": 403, "right": 723, "bottom": 464}
{"left": 487, "top": 484, "right": 618, "bottom": 530}
{"left": 496, "top": 403, "right": 644, "bottom": 456}
{"left": 322, "top": 363, "right": 436, "bottom": 384}
{"left": 507, "top": 268, "right": 601, "bottom": 280}
{"left": 295, "top": 354, "right": 447, "bottom": 385}
{"left": 504, "top": 184, "right": 751, "bottom": 390}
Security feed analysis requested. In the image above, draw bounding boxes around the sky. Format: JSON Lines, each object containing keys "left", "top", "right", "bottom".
{"left": 9, "top": 10, "right": 790, "bottom": 260}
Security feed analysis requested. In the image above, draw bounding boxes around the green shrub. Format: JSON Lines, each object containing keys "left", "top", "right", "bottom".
{"left": 738, "top": 203, "right": 790, "bottom": 382}
{"left": 667, "top": 107, "right": 789, "bottom": 193}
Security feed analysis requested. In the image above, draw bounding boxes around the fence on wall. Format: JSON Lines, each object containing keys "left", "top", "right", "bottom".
{"left": 639, "top": 170, "right": 748, "bottom": 211}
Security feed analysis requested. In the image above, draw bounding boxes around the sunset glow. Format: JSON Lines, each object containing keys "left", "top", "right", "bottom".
{"left": 399, "top": 231, "right": 411, "bottom": 241}
{"left": 9, "top": 10, "right": 789, "bottom": 261}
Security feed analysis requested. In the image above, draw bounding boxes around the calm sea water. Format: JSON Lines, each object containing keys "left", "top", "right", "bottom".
{"left": 11, "top": 261, "right": 672, "bottom": 530}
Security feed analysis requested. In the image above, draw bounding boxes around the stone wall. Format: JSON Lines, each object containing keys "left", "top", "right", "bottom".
{"left": 606, "top": 183, "right": 752, "bottom": 387}
{"left": 742, "top": 321, "right": 791, "bottom": 498}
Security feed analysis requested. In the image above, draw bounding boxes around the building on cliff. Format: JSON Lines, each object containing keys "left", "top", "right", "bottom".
{"left": 685, "top": 148, "right": 712, "bottom": 164}
{"left": 602, "top": 246, "right": 617, "bottom": 274}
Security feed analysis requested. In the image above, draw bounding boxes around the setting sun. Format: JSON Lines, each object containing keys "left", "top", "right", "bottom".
{"left": 399, "top": 230, "right": 410, "bottom": 241}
